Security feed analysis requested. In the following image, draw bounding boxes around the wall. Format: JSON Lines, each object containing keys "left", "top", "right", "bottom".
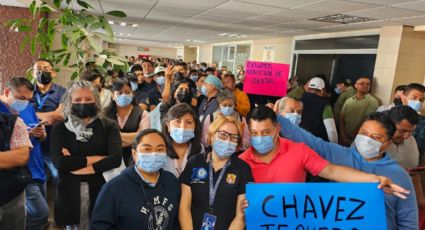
{"left": 0, "top": 5, "right": 38, "bottom": 90}
{"left": 198, "top": 44, "right": 212, "bottom": 63}
{"left": 116, "top": 44, "right": 177, "bottom": 59}
{"left": 251, "top": 37, "right": 293, "bottom": 63}
{"left": 183, "top": 46, "right": 197, "bottom": 63}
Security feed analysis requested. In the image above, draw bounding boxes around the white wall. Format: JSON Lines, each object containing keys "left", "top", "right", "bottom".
{"left": 198, "top": 44, "right": 212, "bottom": 64}
{"left": 116, "top": 44, "right": 177, "bottom": 59}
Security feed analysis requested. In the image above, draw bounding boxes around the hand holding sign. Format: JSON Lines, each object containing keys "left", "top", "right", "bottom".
{"left": 243, "top": 61, "right": 289, "bottom": 97}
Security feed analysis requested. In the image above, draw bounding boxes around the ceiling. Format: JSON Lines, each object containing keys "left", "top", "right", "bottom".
{"left": 2, "top": 0, "right": 425, "bottom": 48}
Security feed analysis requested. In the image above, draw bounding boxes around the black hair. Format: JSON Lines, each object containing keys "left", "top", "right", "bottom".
{"left": 124, "top": 72, "right": 138, "bottom": 83}
{"left": 223, "top": 73, "right": 236, "bottom": 82}
{"left": 6, "top": 77, "right": 34, "bottom": 92}
{"left": 81, "top": 68, "right": 104, "bottom": 86}
{"left": 246, "top": 105, "right": 277, "bottom": 126}
{"left": 189, "top": 69, "right": 198, "bottom": 75}
{"left": 104, "top": 78, "right": 138, "bottom": 117}
{"left": 162, "top": 103, "right": 202, "bottom": 159}
{"left": 405, "top": 83, "right": 425, "bottom": 95}
{"left": 175, "top": 61, "right": 187, "bottom": 69}
{"left": 394, "top": 85, "right": 407, "bottom": 93}
{"left": 205, "top": 67, "right": 215, "bottom": 72}
{"left": 130, "top": 64, "right": 143, "bottom": 73}
{"left": 363, "top": 112, "right": 396, "bottom": 140}
{"left": 141, "top": 60, "right": 154, "bottom": 67}
{"left": 200, "top": 62, "right": 207, "bottom": 67}
{"left": 34, "top": 58, "right": 54, "bottom": 68}
{"left": 132, "top": 129, "right": 168, "bottom": 150}
{"left": 355, "top": 76, "right": 371, "bottom": 83}
{"left": 166, "top": 79, "right": 193, "bottom": 107}
{"left": 196, "top": 74, "right": 207, "bottom": 83}
{"left": 387, "top": 105, "right": 419, "bottom": 125}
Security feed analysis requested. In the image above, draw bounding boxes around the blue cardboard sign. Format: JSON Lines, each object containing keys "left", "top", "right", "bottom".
{"left": 246, "top": 183, "right": 387, "bottom": 230}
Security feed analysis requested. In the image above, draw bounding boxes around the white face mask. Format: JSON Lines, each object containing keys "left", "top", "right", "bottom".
{"left": 354, "top": 134, "right": 383, "bottom": 159}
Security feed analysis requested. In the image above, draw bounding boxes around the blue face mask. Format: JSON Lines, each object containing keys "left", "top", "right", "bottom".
{"left": 130, "top": 82, "right": 138, "bottom": 91}
{"left": 354, "top": 135, "right": 382, "bottom": 159}
{"left": 220, "top": 106, "right": 234, "bottom": 116}
{"left": 136, "top": 152, "right": 167, "bottom": 173}
{"left": 334, "top": 87, "right": 342, "bottom": 94}
{"left": 170, "top": 127, "right": 195, "bottom": 144}
{"left": 10, "top": 97, "right": 29, "bottom": 112}
{"left": 408, "top": 100, "right": 423, "bottom": 112}
{"left": 251, "top": 135, "right": 275, "bottom": 154}
{"left": 284, "top": 112, "right": 302, "bottom": 126}
{"left": 213, "top": 139, "right": 237, "bottom": 158}
{"left": 190, "top": 75, "right": 198, "bottom": 82}
{"left": 115, "top": 94, "right": 133, "bottom": 107}
{"left": 201, "top": 85, "right": 208, "bottom": 96}
{"left": 155, "top": 76, "right": 165, "bottom": 86}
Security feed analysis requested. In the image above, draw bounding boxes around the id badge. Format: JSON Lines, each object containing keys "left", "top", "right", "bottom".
{"left": 201, "top": 213, "right": 217, "bottom": 230}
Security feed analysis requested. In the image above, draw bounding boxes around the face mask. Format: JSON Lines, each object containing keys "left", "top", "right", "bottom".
{"left": 201, "top": 85, "right": 208, "bottom": 96}
{"left": 36, "top": 71, "right": 52, "bottom": 85}
{"left": 155, "top": 76, "right": 165, "bottom": 86}
{"left": 170, "top": 127, "right": 195, "bottom": 144}
{"left": 130, "top": 82, "right": 138, "bottom": 91}
{"left": 408, "top": 100, "right": 423, "bottom": 112}
{"left": 284, "top": 112, "right": 301, "bottom": 126}
{"left": 143, "top": 72, "right": 155, "bottom": 78}
{"left": 334, "top": 87, "right": 341, "bottom": 94}
{"left": 136, "top": 152, "right": 167, "bottom": 173}
{"left": 115, "top": 94, "right": 133, "bottom": 107}
{"left": 71, "top": 103, "right": 97, "bottom": 118}
{"left": 220, "top": 106, "right": 234, "bottom": 116}
{"left": 176, "top": 90, "right": 191, "bottom": 103}
{"left": 190, "top": 75, "right": 198, "bottom": 82}
{"left": 201, "top": 67, "right": 207, "bottom": 71}
{"left": 10, "top": 97, "right": 29, "bottom": 112}
{"left": 213, "top": 139, "right": 237, "bottom": 158}
{"left": 174, "top": 72, "right": 185, "bottom": 81}
{"left": 354, "top": 134, "right": 383, "bottom": 159}
{"left": 251, "top": 135, "right": 275, "bottom": 154}
{"left": 393, "top": 98, "right": 403, "bottom": 106}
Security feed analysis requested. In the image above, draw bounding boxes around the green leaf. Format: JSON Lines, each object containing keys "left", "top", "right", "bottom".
{"left": 87, "top": 35, "right": 102, "bottom": 52}
{"left": 106, "top": 11, "right": 127, "bottom": 18}
{"left": 29, "top": 1, "right": 36, "bottom": 16}
{"left": 106, "top": 57, "right": 124, "bottom": 66}
{"left": 93, "top": 32, "right": 115, "bottom": 43}
{"left": 53, "top": 0, "right": 61, "bottom": 9}
{"left": 19, "top": 36, "right": 30, "bottom": 53}
{"left": 17, "top": 25, "right": 31, "bottom": 32}
{"left": 89, "top": 22, "right": 103, "bottom": 31}
{"left": 63, "top": 53, "right": 71, "bottom": 66}
{"left": 71, "top": 71, "right": 79, "bottom": 80}
{"left": 61, "top": 33, "right": 69, "bottom": 48}
{"left": 76, "top": 0, "right": 93, "bottom": 9}
{"left": 30, "top": 38, "right": 36, "bottom": 55}
{"left": 40, "top": 5, "right": 52, "bottom": 13}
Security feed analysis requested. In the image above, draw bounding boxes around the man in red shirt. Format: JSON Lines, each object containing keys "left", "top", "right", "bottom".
{"left": 240, "top": 106, "right": 406, "bottom": 185}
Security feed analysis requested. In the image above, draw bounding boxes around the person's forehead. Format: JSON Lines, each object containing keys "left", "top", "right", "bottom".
{"left": 286, "top": 99, "right": 302, "bottom": 108}
{"left": 397, "top": 119, "right": 415, "bottom": 129}
{"left": 356, "top": 78, "right": 370, "bottom": 84}
{"left": 406, "top": 89, "right": 424, "bottom": 98}
{"left": 362, "top": 120, "right": 387, "bottom": 136}
{"left": 250, "top": 119, "right": 275, "bottom": 129}
{"left": 35, "top": 61, "right": 52, "bottom": 68}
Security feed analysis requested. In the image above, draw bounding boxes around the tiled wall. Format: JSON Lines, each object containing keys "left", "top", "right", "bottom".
{"left": 0, "top": 6, "right": 38, "bottom": 91}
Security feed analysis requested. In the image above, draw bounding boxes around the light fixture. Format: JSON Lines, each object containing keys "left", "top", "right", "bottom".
{"left": 218, "top": 33, "right": 227, "bottom": 36}
{"left": 127, "top": 34, "right": 131, "bottom": 36}
{"left": 108, "top": 21, "right": 114, "bottom": 25}
{"left": 309, "top": 14, "right": 376, "bottom": 24}
{"left": 132, "top": 24, "right": 138, "bottom": 27}
{"left": 120, "top": 22, "right": 126, "bottom": 26}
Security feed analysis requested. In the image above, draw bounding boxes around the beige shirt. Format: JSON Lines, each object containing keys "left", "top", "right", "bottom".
{"left": 386, "top": 136, "right": 419, "bottom": 169}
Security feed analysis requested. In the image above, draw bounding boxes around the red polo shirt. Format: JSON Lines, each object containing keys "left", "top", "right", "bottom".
{"left": 239, "top": 137, "right": 329, "bottom": 183}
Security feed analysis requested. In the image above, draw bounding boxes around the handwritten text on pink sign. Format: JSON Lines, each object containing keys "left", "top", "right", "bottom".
{"left": 243, "top": 61, "right": 289, "bottom": 97}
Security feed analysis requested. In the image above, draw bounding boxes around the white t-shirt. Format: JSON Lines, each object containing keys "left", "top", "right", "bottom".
{"left": 386, "top": 136, "right": 420, "bottom": 169}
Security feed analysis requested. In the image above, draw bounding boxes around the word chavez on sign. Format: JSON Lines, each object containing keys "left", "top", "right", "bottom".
{"left": 245, "top": 183, "right": 387, "bottom": 230}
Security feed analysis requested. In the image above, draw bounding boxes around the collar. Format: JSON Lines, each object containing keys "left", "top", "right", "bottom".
{"left": 35, "top": 83, "right": 57, "bottom": 95}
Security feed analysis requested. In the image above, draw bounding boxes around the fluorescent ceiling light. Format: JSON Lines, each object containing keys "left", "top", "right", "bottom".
{"left": 132, "top": 24, "right": 138, "bottom": 27}
{"left": 310, "top": 14, "right": 376, "bottom": 24}
{"left": 120, "top": 22, "right": 126, "bottom": 26}
{"left": 108, "top": 21, "right": 114, "bottom": 25}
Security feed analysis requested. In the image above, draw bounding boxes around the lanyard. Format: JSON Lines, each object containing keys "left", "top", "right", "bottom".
{"left": 208, "top": 159, "right": 231, "bottom": 213}
{"left": 36, "top": 92, "right": 50, "bottom": 110}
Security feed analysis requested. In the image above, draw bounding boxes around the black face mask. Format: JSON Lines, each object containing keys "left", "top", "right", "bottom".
{"left": 176, "top": 90, "right": 191, "bottom": 103}
{"left": 174, "top": 72, "right": 185, "bottom": 81}
{"left": 36, "top": 71, "right": 52, "bottom": 85}
{"left": 71, "top": 103, "right": 97, "bottom": 118}
{"left": 393, "top": 98, "right": 403, "bottom": 106}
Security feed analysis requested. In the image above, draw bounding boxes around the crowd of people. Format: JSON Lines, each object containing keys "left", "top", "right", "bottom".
{"left": 0, "top": 56, "right": 424, "bottom": 230}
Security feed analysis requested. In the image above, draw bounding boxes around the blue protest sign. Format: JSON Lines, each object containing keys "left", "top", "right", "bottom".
{"left": 246, "top": 183, "right": 387, "bottom": 230}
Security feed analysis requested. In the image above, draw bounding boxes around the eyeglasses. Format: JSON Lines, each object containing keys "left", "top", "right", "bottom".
{"left": 217, "top": 130, "right": 239, "bottom": 143}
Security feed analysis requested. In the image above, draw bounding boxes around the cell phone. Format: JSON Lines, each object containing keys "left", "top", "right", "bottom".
{"left": 35, "top": 121, "right": 47, "bottom": 128}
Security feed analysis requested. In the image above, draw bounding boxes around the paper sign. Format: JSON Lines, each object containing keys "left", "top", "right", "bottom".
{"left": 243, "top": 60, "right": 289, "bottom": 97}
{"left": 246, "top": 183, "right": 387, "bottom": 230}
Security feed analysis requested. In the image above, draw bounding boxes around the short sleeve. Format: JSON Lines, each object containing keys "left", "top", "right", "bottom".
{"left": 179, "top": 157, "right": 195, "bottom": 185}
{"left": 322, "top": 105, "right": 334, "bottom": 119}
{"left": 10, "top": 117, "right": 33, "bottom": 150}
{"left": 302, "top": 144, "right": 329, "bottom": 176}
{"left": 237, "top": 161, "right": 254, "bottom": 195}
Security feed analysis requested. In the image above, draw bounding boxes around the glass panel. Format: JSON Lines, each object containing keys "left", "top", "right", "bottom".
{"left": 228, "top": 46, "right": 236, "bottom": 61}
{"left": 212, "top": 46, "right": 222, "bottom": 66}
{"left": 235, "top": 44, "right": 251, "bottom": 73}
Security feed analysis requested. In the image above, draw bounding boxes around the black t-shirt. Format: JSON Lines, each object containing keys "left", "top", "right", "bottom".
{"left": 180, "top": 153, "right": 253, "bottom": 229}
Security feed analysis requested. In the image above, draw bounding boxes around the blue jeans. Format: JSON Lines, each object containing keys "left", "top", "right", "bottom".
{"left": 44, "top": 154, "right": 58, "bottom": 183}
{"left": 25, "top": 182, "right": 49, "bottom": 230}
{"left": 0, "top": 191, "right": 26, "bottom": 230}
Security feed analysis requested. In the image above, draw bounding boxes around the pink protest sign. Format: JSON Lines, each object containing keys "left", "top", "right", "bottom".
{"left": 243, "top": 60, "right": 289, "bottom": 97}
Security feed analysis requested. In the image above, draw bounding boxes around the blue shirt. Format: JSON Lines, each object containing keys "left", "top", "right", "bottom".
{"left": 277, "top": 115, "right": 418, "bottom": 230}
{"left": 0, "top": 102, "right": 46, "bottom": 182}
{"left": 31, "top": 83, "right": 66, "bottom": 113}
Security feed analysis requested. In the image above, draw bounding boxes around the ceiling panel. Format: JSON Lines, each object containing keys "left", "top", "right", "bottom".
{"left": 391, "top": 15, "right": 425, "bottom": 25}
{"left": 215, "top": 1, "right": 280, "bottom": 15}
{"left": 236, "top": 0, "right": 324, "bottom": 9}
{"left": 392, "top": 0, "right": 425, "bottom": 12}
{"left": 347, "top": 6, "right": 425, "bottom": 20}
{"left": 343, "top": 0, "right": 417, "bottom": 6}
{"left": 295, "top": 0, "right": 380, "bottom": 13}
